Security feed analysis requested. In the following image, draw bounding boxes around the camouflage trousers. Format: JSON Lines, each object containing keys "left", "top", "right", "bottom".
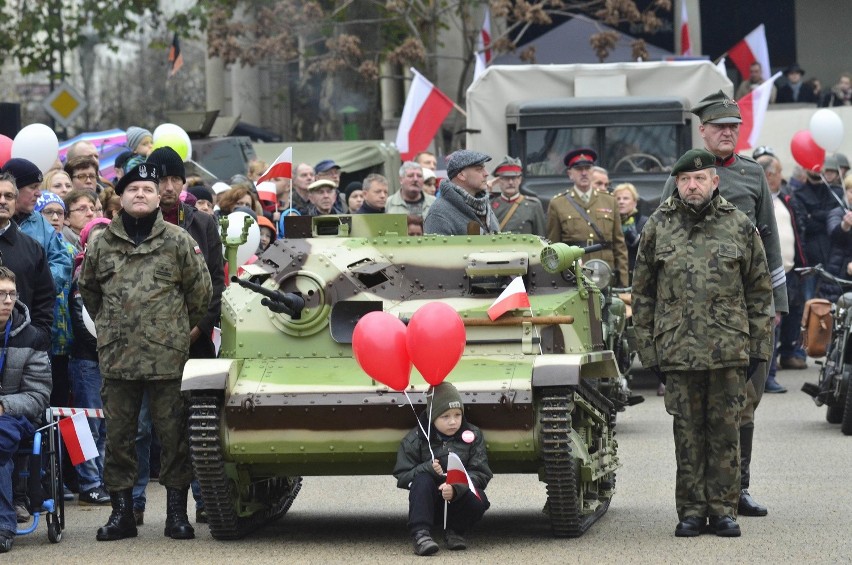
{"left": 664, "top": 368, "right": 747, "bottom": 519}
{"left": 101, "top": 378, "right": 192, "bottom": 491}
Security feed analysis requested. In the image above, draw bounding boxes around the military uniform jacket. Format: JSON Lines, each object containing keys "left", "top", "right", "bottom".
{"left": 491, "top": 195, "right": 546, "bottom": 236}
{"left": 546, "top": 188, "right": 629, "bottom": 285}
{"left": 78, "top": 211, "right": 212, "bottom": 380}
{"left": 632, "top": 192, "right": 773, "bottom": 372}
{"left": 663, "top": 154, "right": 788, "bottom": 313}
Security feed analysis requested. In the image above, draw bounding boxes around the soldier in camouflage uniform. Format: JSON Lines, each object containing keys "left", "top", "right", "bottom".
{"left": 633, "top": 149, "right": 773, "bottom": 538}
{"left": 78, "top": 163, "right": 212, "bottom": 542}
{"left": 662, "top": 91, "right": 788, "bottom": 518}
{"left": 489, "top": 156, "right": 546, "bottom": 236}
{"left": 546, "top": 149, "right": 629, "bottom": 286}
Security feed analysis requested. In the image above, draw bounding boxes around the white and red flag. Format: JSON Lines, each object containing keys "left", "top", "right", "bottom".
{"left": 487, "top": 276, "right": 531, "bottom": 321}
{"left": 395, "top": 68, "right": 454, "bottom": 162}
{"left": 728, "top": 24, "right": 771, "bottom": 81}
{"left": 255, "top": 181, "right": 277, "bottom": 202}
{"left": 256, "top": 146, "right": 293, "bottom": 185}
{"left": 58, "top": 412, "right": 99, "bottom": 466}
{"left": 680, "top": 1, "right": 692, "bottom": 56}
{"left": 735, "top": 71, "right": 783, "bottom": 153}
{"left": 446, "top": 452, "right": 480, "bottom": 500}
{"left": 473, "top": 10, "right": 492, "bottom": 80}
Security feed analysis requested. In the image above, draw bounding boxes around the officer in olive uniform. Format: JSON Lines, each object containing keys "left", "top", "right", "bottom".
{"left": 79, "top": 163, "right": 212, "bottom": 542}
{"left": 633, "top": 149, "right": 773, "bottom": 538}
{"left": 546, "top": 149, "right": 629, "bottom": 285}
{"left": 662, "top": 91, "right": 788, "bottom": 518}
{"left": 490, "top": 156, "right": 546, "bottom": 236}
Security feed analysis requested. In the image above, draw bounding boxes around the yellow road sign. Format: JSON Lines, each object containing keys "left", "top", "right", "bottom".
{"left": 43, "top": 81, "right": 87, "bottom": 126}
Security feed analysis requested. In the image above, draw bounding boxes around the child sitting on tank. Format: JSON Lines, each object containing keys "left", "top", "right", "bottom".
{"left": 392, "top": 382, "right": 492, "bottom": 556}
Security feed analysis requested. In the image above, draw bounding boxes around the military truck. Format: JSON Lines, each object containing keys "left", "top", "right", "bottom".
{"left": 466, "top": 61, "right": 732, "bottom": 214}
{"left": 182, "top": 214, "right": 621, "bottom": 540}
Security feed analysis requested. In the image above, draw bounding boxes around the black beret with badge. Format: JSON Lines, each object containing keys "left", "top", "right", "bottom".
{"left": 670, "top": 148, "right": 717, "bottom": 177}
{"left": 690, "top": 90, "right": 742, "bottom": 124}
{"left": 115, "top": 162, "right": 160, "bottom": 195}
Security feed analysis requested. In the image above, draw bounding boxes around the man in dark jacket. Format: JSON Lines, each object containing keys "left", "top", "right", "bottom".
{"left": 132, "top": 147, "right": 224, "bottom": 524}
{"left": 355, "top": 174, "right": 388, "bottom": 214}
{"left": 0, "top": 173, "right": 54, "bottom": 337}
{"left": 0, "top": 266, "right": 52, "bottom": 553}
{"left": 424, "top": 151, "right": 499, "bottom": 236}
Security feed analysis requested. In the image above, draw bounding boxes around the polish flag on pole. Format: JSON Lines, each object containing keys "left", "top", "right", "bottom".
{"left": 255, "top": 181, "right": 277, "bottom": 202}
{"left": 487, "top": 277, "right": 531, "bottom": 321}
{"left": 395, "top": 68, "right": 454, "bottom": 162}
{"left": 728, "top": 24, "right": 771, "bottom": 81}
{"left": 735, "top": 71, "right": 783, "bottom": 153}
{"left": 256, "top": 146, "right": 293, "bottom": 185}
{"left": 446, "top": 452, "right": 481, "bottom": 500}
{"left": 680, "top": 1, "right": 692, "bottom": 56}
{"left": 473, "top": 11, "right": 492, "bottom": 81}
{"left": 58, "top": 412, "right": 99, "bottom": 466}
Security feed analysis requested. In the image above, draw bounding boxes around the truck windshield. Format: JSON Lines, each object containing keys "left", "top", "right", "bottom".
{"left": 524, "top": 124, "right": 679, "bottom": 177}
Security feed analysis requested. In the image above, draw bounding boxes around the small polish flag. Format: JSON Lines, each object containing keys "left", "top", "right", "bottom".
{"left": 487, "top": 277, "right": 530, "bottom": 321}
{"left": 473, "top": 10, "right": 492, "bottom": 81}
{"left": 58, "top": 412, "right": 99, "bottom": 466}
{"left": 736, "top": 72, "right": 783, "bottom": 153}
{"left": 256, "top": 147, "right": 293, "bottom": 185}
{"left": 728, "top": 24, "right": 771, "bottom": 81}
{"left": 256, "top": 181, "right": 278, "bottom": 203}
{"left": 396, "top": 68, "right": 454, "bottom": 162}
{"left": 680, "top": 1, "right": 691, "bottom": 56}
{"left": 446, "top": 452, "right": 480, "bottom": 500}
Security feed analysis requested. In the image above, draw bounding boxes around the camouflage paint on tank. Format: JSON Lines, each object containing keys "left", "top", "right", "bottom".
{"left": 184, "top": 214, "right": 618, "bottom": 474}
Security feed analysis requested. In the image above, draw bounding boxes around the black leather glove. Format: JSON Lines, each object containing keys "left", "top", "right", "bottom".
{"left": 746, "top": 358, "right": 761, "bottom": 381}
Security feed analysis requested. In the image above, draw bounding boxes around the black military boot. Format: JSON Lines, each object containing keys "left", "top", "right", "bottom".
{"left": 96, "top": 490, "right": 138, "bottom": 541}
{"left": 164, "top": 486, "right": 195, "bottom": 539}
{"left": 738, "top": 425, "right": 768, "bottom": 517}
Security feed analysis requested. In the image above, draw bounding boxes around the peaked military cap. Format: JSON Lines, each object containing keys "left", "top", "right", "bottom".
{"left": 115, "top": 162, "right": 160, "bottom": 195}
{"left": 493, "top": 155, "right": 523, "bottom": 177}
{"left": 671, "top": 148, "right": 717, "bottom": 177}
{"left": 690, "top": 90, "right": 742, "bottom": 124}
{"left": 563, "top": 148, "right": 597, "bottom": 168}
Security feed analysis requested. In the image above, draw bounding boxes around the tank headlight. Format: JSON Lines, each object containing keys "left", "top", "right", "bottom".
{"left": 584, "top": 259, "right": 613, "bottom": 290}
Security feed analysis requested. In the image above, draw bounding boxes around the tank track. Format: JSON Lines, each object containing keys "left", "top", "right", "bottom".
{"left": 188, "top": 393, "right": 302, "bottom": 540}
{"left": 541, "top": 381, "right": 616, "bottom": 537}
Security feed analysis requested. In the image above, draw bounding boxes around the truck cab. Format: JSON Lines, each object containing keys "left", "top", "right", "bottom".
{"left": 507, "top": 97, "right": 692, "bottom": 215}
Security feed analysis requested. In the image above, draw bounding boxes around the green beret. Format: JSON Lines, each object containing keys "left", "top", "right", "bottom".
{"left": 671, "top": 149, "right": 717, "bottom": 177}
{"left": 690, "top": 90, "right": 742, "bottom": 124}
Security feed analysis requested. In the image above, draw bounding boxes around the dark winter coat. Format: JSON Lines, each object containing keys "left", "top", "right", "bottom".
{"left": 0, "top": 301, "right": 51, "bottom": 423}
{"left": 0, "top": 222, "right": 54, "bottom": 337}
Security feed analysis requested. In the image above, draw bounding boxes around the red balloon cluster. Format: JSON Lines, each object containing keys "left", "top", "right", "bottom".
{"left": 790, "top": 130, "right": 825, "bottom": 172}
{"left": 352, "top": 303, "right": 466, "bottom": 391}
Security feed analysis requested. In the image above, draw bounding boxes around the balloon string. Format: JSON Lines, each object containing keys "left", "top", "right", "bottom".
{"left": 403, "top": 389, "right": 435, "bottom": 461}
{"left": 820, "top": 173, "right": 850, "bottom": 210}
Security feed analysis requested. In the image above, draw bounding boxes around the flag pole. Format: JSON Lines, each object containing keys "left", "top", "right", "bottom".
{"left": 35, "top": 410, "right": 85, "bottom": 433}
{"left": 450, "top": 101, "right": 467, "bottom": 118}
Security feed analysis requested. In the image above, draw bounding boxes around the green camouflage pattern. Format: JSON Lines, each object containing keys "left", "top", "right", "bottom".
{"left": 632, "top": 192, "right": 773, "bottom": 371}
{"left": 78, "top": 211, "right": 212, "bottom": 380}
{"left": 665, "top": 368, "right": 745, "bottom": 519}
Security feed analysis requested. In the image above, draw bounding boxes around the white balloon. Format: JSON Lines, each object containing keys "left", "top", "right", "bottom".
{"left": 82, "top": 305, "right": 96, "bottom": 338}
{"left": 222, "top": 211, "right": 261, "bottom": 267}
{"left": 11, "top": 123, "right": 59, "bottom": 174}
{"left": 152, "top": 122, "right": 192, "bottom": 161}
{"left": 809, "top": 109, "right": 845, "bottom": 152}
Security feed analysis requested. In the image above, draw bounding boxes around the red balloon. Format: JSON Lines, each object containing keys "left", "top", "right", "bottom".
{"left": 0, "top": 135, "right": 11, "bottom": 167}
{"left": 352, "top": 311, "right": 411, "bottom": 391}
{"left": 790, "top": 130, "right": 826, "bottom": 172}
{"left": 406, "top": 302, "right": 466, "bottom": 386}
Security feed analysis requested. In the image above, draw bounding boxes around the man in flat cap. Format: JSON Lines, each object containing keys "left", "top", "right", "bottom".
{"left": 424, "top": 150, "right": 498, "bottom": 235}
{"left": 489, "top": 156, "right": 545, "bottom": 236}
{"left": 79, "top": 162, "right": 212, "bottom": 542}
{"left": 306, "top": 179, "right": 345, "bottom": 216}
{"left": 633, "top": 148, "right": 772, "bottom": 539}
{"left": 546, "top": 148, "right": 629, "bottom": 285}
{"left": 662, "top": 90, "right": 787, "bottom": 520}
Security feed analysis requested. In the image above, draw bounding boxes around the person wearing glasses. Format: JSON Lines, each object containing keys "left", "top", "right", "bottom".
{"left": 64, "top": 156, "right": 101, "bottom": 194}
{"left": 61, "top": 190, "right": 99, "bottom": 252}
{"left": 0, "top": 266, "right": 53, "bottom": 554}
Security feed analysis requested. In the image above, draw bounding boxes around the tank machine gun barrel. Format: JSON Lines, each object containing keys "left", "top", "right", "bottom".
{"left": 230, "top": 276, "right": 305, "bottom": 319}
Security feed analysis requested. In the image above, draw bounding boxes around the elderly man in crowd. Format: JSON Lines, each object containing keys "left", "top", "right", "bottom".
{"left": 489, "top": 156, "right": 545, "bottom": 236}
{"left": 306, "top": 179, "right": 344, "bottom": 216}
{"left": 387, "top": 162, "right": 435, "bottom": 219}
